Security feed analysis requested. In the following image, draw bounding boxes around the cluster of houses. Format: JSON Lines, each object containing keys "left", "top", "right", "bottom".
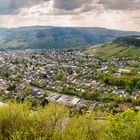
{"left": 1, "top": 50, "right": 140, "bottom": 111}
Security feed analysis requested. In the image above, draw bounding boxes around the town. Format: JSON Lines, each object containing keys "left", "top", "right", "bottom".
{"left": 1, "top": 49, "right": 140, "bottom": 112}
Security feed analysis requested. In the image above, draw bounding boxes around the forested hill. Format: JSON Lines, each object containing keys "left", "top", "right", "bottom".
{"left": 113, "top": 35, "right": 140, "bottom": 47}
{"left": 84, "top": 35, "right": 140, "bottom": 58}
{"left": 0, "top": 26, "right": 140, "bottom": 50}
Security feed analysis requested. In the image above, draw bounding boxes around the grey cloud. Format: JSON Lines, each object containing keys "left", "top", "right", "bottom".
{"left": 1, "top": 0, "right": 139, "bottom": 16}
{"left": 53, "top": 0, "right": 86, "bottom": 10}
{"left": 32, "top": 0, "right": 98, "bottom": 16}
{"left": 53, "top": 0, "right": 96, "bottom": 12}
{"left": 0, "top": 0, "right": 48, "bottom": 15}
{"left": 98, "top": 0, "right": 140, "bottom": 10}
{"left": 0, "top": 0, "right": 96, "bottom": 15}
{"left": 53, "top": 0, "right": 98, "bottom": 15}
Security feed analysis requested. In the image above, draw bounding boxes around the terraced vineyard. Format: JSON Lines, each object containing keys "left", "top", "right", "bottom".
{"left": 84, "top": 36, "right": 140, "bottom": 59}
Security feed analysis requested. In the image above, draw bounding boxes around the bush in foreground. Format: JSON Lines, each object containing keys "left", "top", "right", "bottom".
{"left": 0, "top": 102, "right": 140, "bottom": 140}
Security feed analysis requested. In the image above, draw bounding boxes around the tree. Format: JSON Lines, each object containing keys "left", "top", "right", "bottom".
{"left": 7, "top": 84, "right": 16, "bottom": 91}
{"left": 135, "top": 80, "right": 140, "bottom": 89}
{"left": 125, "top": 86, "right": 131, "bottom": 93}
{"left": 115, "top": 96, "right": 123, "bottom": 104}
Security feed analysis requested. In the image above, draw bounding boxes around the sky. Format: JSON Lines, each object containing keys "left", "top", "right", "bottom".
{"left": 0, "top": 0, "right": 140, "bottom": 31}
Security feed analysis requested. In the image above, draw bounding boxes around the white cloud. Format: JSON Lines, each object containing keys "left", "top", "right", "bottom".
{"left": 0, "top": 0, "right": 139, "bottom": 31}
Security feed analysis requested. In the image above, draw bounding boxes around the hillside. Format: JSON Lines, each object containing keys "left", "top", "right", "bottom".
{"left": 84, "top": 35, "right": 140, "bottom": 58}
{"left": 0, "top": 26, "right": 140, "bottom": 50}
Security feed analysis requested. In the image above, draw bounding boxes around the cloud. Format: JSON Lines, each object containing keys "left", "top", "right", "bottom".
{"left": 0, "top": 0, "right": 98, "bottom": 15}
{"left": 98, "top": 0, "right": 140, "bottom": 10}
{"left": 0, "top": 0, "right": 140, "bottom": 31}
{"left": 0, "top": 0, "right": 48, "bottom": 15}
{"left": 53, "top": 0, "right": 94, "bottom": 11}
{"left": 0, "top": 0, "right": 140, "bottom": 15}
{"left": 52, "top": 0, "right": 100, "bottom": 15}
{"left": 25, "top": 0, "right": 100, "bottom": 16}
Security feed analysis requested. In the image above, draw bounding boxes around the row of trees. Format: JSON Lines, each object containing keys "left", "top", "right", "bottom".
{"left": 102, "top": 74, "right": 140, "bottom": 92}
{"left": 0, "top": 102, "right": 140, "bottom": 140}
{"left": 62, "top": 87, "right": 100, "bottom": 100}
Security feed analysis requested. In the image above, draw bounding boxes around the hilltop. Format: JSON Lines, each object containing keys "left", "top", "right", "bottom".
{"left": 84, "top": 35, "right": 140, "bottom": 59}
{"left": 0, "top": 26, "right": 139, "bottom": 50}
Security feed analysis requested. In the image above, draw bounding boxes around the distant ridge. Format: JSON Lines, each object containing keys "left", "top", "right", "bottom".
{"left": 0, "top": 26, "right": 140, "bottom": 50}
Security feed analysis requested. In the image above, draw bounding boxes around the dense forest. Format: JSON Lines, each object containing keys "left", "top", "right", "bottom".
{"left": 0, "top": 102, "right": 140, "bottom": 140}
{"left": 0, "top": 27, "right": 140, "bottom": 50}
{"left": 114, "top": 36, "right": 140, "bottom": 47}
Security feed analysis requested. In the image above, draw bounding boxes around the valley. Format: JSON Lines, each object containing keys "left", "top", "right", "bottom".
{"left": 1, "top": 48, "right": 140, "bottom": 113}
{"left": 0, "top": 0, "right": 140, "bottom": 139}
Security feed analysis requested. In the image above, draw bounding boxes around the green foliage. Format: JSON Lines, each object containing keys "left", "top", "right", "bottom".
{"left": 101, "top": 73, "right": 140, "bottom": 90}
{"left": 132, "top": 97, "right": 140, "bottom": 106}
{"left": 62, "top": 87, "right": 77, "bottom": 96}
{"left": 114, "top": 36, "right": 140, "bottom": 47}
{"left": 86, "top": 35, "right": 140, "bottom": 58}
{"left": 125, "top": 86, "right": 132, "bottom": 92}
{"left": 0, "top": 102, "right": 68, "bottom": 140}
{"left": 7, "top": 84, "right": 16, "bottom": 91}
{"left": 107, "top": 109, "right": 140, "bottom": 140}
{"left": 135, "top": 80, "right": 140, "bottom": 89}
{"left": 0, "top": 103, "right": 140, "bottom": 140}
{"left": 0, "top": 27, "right": 139, "bottom": 50}
{"left": 63, "top": 113, "right": 106, "bottom": 140}
{"left": 115, "top": 96, "right": 123, "bottom": 104}
{"left": 80, "top": 92, "right": 100, "bottom": 100}
{"left": 22, "top": 86, "right": 33, "bottom": 97}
